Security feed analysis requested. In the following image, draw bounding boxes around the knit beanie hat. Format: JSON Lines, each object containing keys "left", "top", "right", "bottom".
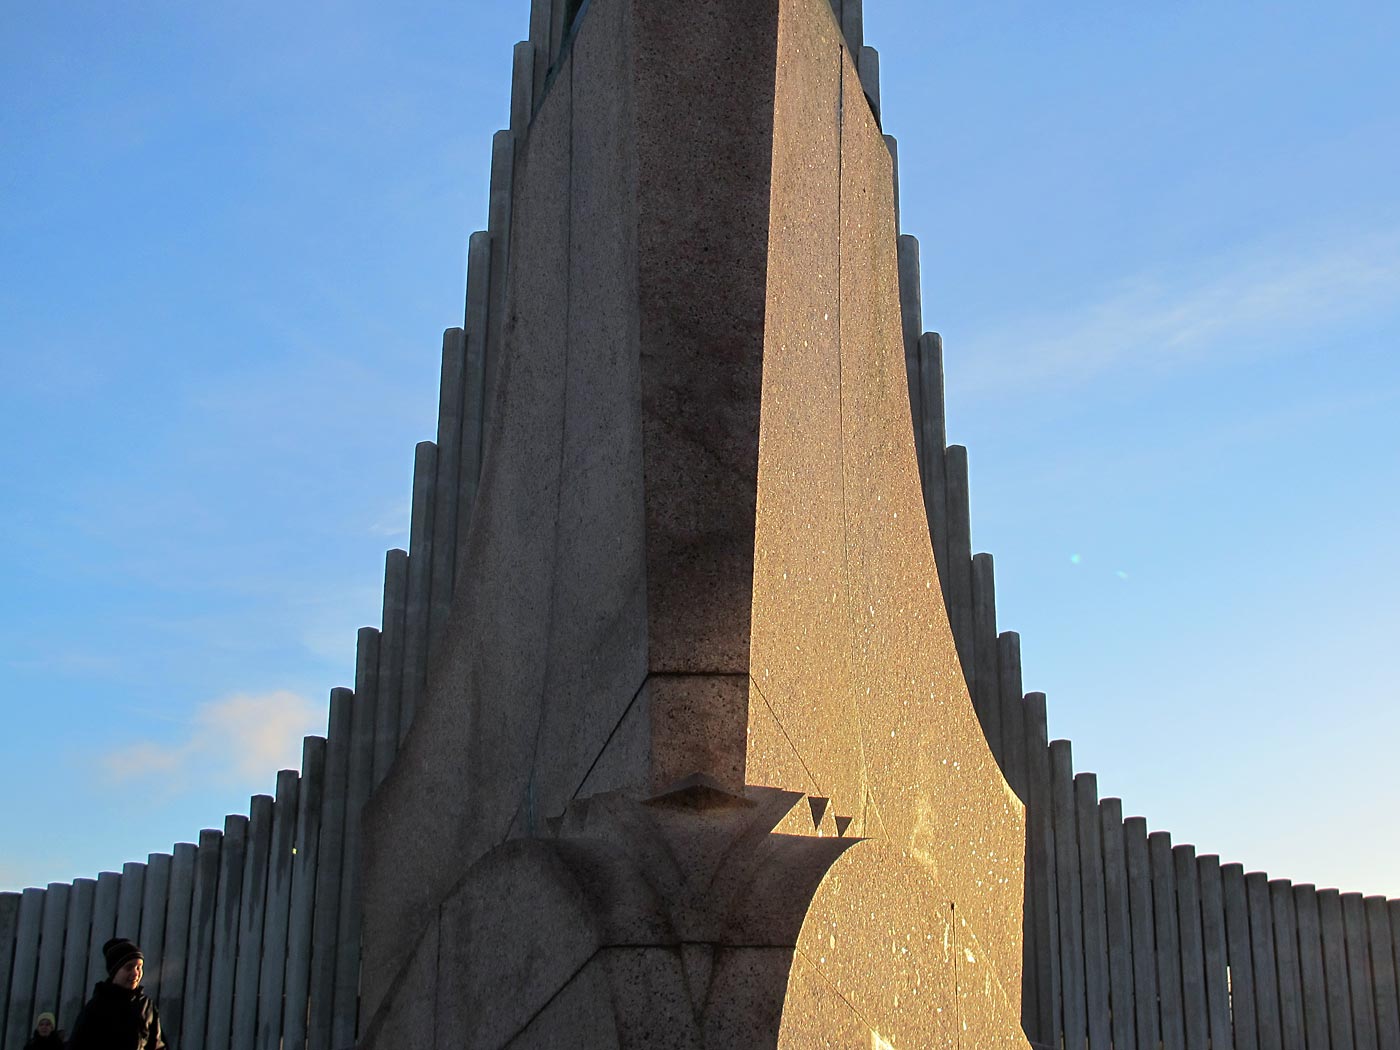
{"left": 103, "top": 938, "right": 143, "bottom": 978}
{"left": 36, "top": 1013, "right": 56, "bottom": 1028}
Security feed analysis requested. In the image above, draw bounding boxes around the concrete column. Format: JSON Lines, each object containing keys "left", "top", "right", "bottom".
{"left": 458, "top": 231, "right": 491, "bottom": 549}
{"left": 1123, "top": 817, "right": 1161, "bottom": 1050}
{"left": 84, "top": 871, "right": 119, "bottom": 990}
{"left": 970, "top": 554, "right": 1001, "bottom": 759}
{"left": 33, "top": 884, "right": 68, "bottom": 1033}
{"left": 1196, "top": 856, "right": 1233, "bottom": 1050}
{"left": 547, "top": 0, "right": 569, "bottom": 73}
{"left": 0, "top": 892, "right": 20, "bottom": 1047}
{"left": 857, "top": 46, "right": 880, "bottom": 122}
{"left": 841, "top": 0, "right": 863, "bottom": 51}
{"left": 1023, "top": 694, "right": 1058, "bottom": 1045}
{"left": 1293, "top": 885, "right": 1330, "bottom": 1050}
{"left": 372, "top": 550, "right": 408, "bottom": 788}
{"left": 231, "top": 795, "right": 274, "bottom": 1050}
{"left": 528, "top": 0, "right": 551, "bottom": 101}
{"left": 6, "top": 888, "right": 44, "bottom": 1050}
{"left": 483, "top": 129, "right": 516, "bottom": 448}
{"left": 917, "top": 334, "right": 948, "bottom": 587}
{"left": 429, "top": 328, "right": 467, "bottom": 648}
{"left": 510, "top": 40, "right": 536, "bottom": 138}
{"left": 944, "top": 445, "right": 975, "bottom": 686}
{"left": 1049, "top": 740, "right": 1085, "bottom": 1048}
{"left": 399, "top": 443, "right": 437, "bottom": 741}
{"left": 1098, "top": 799, "right": 1135, "bottom": 1050}
{"left": 1173, "top": 845, "right": 1208, "bottom": 1050}
{"left": 895, "top": 236, "right": 921, "bottom": 459}
{"left": 1318, "top": 889, "right": 1356, "bottom": 1049}
{"left": 137, "top": 854, "right": 170, "bottom": 1005}
{"left": 333, "top": 636, "right": 380, "bottom": 1047}
{"left": 997, "top": 633, "right": 1026, "bottom": 800}
{"left": 282, "top": 737, "right": 327, "bottom": 1050}
{"left": 884, "top": 135, "right": 900, "bottom": 230}
{"left": 1391, "top": 902, "right": 1400, "bottom": 1028}
{"left": 114, "top": 862, "right": 145, "bottom": 944}
{"left": 159, "top": 843, "right": 196, "bottom": 1046}
{"left": 1074, "top": 774, "right": 1110, "bottom": 1049}
{"left": 1149, "top": 831, "right": 1185, "bottom": 1050}
{"left": 206, "top": 813, "right": 249, "bottom": 1050}
{"left": 1342, "top": 892, "right": 1379, "bottom": 1050}
{"left": 255, "top": 771, "right": 300, "bottom": 1050}
{"left": 1246, "top": 871, "right": 1282, "bottom": 1046}
{"left": 307, "top": 689, "right": 353, "bottom": 1050}
{"left": 1269, "top": 879, "right": 1305, "bottom": 1050}
{"left": 57, "top": 879, "right": 95, "bottom": 1032}
{"left": 1222, "top": 863, "right": 1260, "bottom": 1050}
{"left": 181, "top": 829, "right": 222, "bottom": 1050}
{"left": 1364, "top": 896, "right": 1400, "bottom": 1048}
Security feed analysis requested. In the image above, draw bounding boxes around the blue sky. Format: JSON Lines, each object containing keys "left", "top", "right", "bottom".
{"left": 2, "top": 0, "right": 1397, "bottom": 898}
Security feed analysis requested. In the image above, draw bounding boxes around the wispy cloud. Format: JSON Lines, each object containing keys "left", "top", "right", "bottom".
{"left": 101, "top": 690, "right": 322, "bottom": 788}
{"left": 952, "top": 225, "right": 1400, "bottom": 399}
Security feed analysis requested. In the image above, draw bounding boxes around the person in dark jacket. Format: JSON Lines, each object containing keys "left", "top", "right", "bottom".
{"left": 67, "top": 938, "right": 167, "bottom": 1050}
{"left": 24, "top": 1011, "right": 65, "bottom": 1050}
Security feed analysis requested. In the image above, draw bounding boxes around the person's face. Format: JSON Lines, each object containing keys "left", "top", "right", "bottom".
{"left": 112, "top": 958, "right": 142, "bottom": 990}
{"left": 36, "top": 1020, "right": 53, "bottom": 1037}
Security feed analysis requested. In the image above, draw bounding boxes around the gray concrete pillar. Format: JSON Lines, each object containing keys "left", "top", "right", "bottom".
{"left": 137, "top": 854, "right": 170, "bottom": 1005}
{"left": 1342, "top": 892, "right": 1379, "bottom": 1050}
{"left": 1195, "top": 856, "right": 1232, "bottom": 1050}
{"left": 1365, "top": 896, "right": 1400, "bottom": 1048}
{"left": 114, "top": 862, "right": 145, "bottom": 945}
{"left": 232, "top": 795, "right": 274, "bottom": 1050}
{"left": 206, "top": 813, "right": 249, "bottom": 1050}
{"left": 282, "top": 737, "right": 327, "bottom": 1050}
{"left": 181, "top": 829, "right": 223, "bottom": 1050}
{"left": 944, "top": 445, "right": 975, "bottom": 686}
{"left": 1049, "top": 740, "right": 1085, "bottom": 1048}
{"left": 1269, "top": 879, "right": 1305, "bottom": 1050}
{"left": 1246, "top": 871, "right": 1282, "bottom": 1047}
{"left": 458, "top": 231, "right": 492, "bottom": 547}
{"left": 1098, "top": 799, "right": 1135, "bottom": 1050}
{"left": 528, "top": 0, "right": 551, "bottom": 101}
{"left": 1123, "top": 817, "right": 1161, "bottom": 1050}
{"left": 884, "top": 135, "right": 900, "bottom": 229}
{"left": 57, "top": 879, "right": 95, "bottom": 1032}
{"left": 84, "top": 871, "right": 119, "bottom": 991}
{"left": 399, "top": 443, "right": 437, "bottom": 741}
{"left": 33, "top": 884, "right": 68, "bottom": 1033}
{"left": 896, "top": 236, "right": 921, "bottom": 460}
{"left": 997, "top": 633, "right": 1026, "bottom": 801}
{"left": 970, "top": 553, "right": 1001, "bottom": 759}
{"left": 333, "top": 634, "right": 380, "bottom": 1046}
{"left": 1293, "top": 885, "right": 1330, "bottom": 1050}
{"left": 6, "top": 888, "right": 43, "bottom": 1050}
{"left": 429, "top": 328, "right": 467, "bottom": 648}
{"left": 483, "top": 129, "right": 516, "bottom": 447}
{"left": 917, "top": 334, "right": 948, "bottom": 588}
{"left": 1023, "top": 694, "right": 1058, "bottom": 1045}
{"left": 1319, "top": 888, "right": 1356, "bottom": 1049}
{"left": 1390, "top": 901, "right": 1400, "bottom": 1027}
{"left": 1074, "top": 774, "right": 1110, "bottom": 1049}
{"left": 1222, "top": 863, "right": 1259, "bottom": 1050}
{"left": 510, "top": 40, "right": 536, "bottom": 138}
{"left": 159, "top": 843, "right": 196, "bottom": 1046}
{"left": 372, "top": 551, "right": 408, "bottom": 788}
{"left": 255, "top": 770, "right": 300, "bottom": 1050}
{"left": 307, "top": 690, "right": 353, "bottom": 1050}
{"left": 841, "top": 0, "right": 863, "bottom": 51}
{"left": 0, "top": 892, "right": 20, "bottom": 1048}
{"left": 1150, "top": 831, "right": 1185, "bottom": 1050}
{"left": 857, "top": 46, "right": 880, "bottom": 122}
{"left": 1173, "top": 845, "right": 1208, "bottom": 1050}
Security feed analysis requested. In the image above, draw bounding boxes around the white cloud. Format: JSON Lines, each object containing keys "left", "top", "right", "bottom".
{"left": 951, "top": 225, "right": 1400, "bottom": 399}
{"left": 101, "top": 689, "right": 322, "bottom": 787}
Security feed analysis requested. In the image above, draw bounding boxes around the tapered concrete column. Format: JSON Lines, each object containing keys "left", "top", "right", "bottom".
{"left": 1222, "top": 863, "right": 1259, "bottom": 1050}
{"left": 206, "top": 813, "right": 249, "bottom": 1050}
{"left": 1365, "top": 896, "right": 1400, "bottom": 1048}
{"left": 1246, "top": 871, "right": 1282, "bottom": 1046}
{"left": 1098, "top": 798, "right": 1134, "bottom": 1050}
{"left": 58, "top": 879, "right": 95, "bottom": 1031}
{"left": 159, "top": 843, "right": 196, "bottom": 1045}
{"left": 1074, "top": 774, "right": 1110, "bottom": 1049}
{"left": 283, "top": 737, "right": 326, "bottom": 1050}
{"left": 1318, "top": 889, "right": 1356, "bottom": 1049}
{"left": 971, "top": 553, "right": 1001, "bottom": 756}
{"left": 1174, "top": 845, "right": 1207, "bottom": 1050}
{"left": 0, "top": 893, "right": 20, "bottom": 1046}
{"left": 6, "top": 888, "right": 43, "bottom": 1050}
{"left": 1294, "top": 885, "right": 1330, "bottom": 1050}
{"left": 180, "top": 829, "right": 222, "bottom": 1050}
{"left": 231, "top": 794, "right": 273, "bottom": 1050}
{"left": 1150, "top": 831, "right": 1184, "bottom": 1050}
{"left": 307, "top": 689, "right": 352, "bottom": 1050}
{"left": 398, "top": 444, "right": 436, "bottom": 741}
{"left": 1196, "top": 856, "right": 1231, "bottom": 1050}
{"left": 429, "top": 329, "right": 467, "bottom": 648}
{"left": 372, "top": 551, "right": 408, "bottom": 788}
{"left": 917, "top": 333, "right": 948, "bottom": 585}
{"left": 256, "top": 770, "right": 299, "bottom": 1050}
{"left": 114, "top": 862, "right": 145, "bottom": 943}
{"left": 896, "top": 234, "right": 921, "bottom": 439}
{"left": 1050, "top": 740, "right": 1085, "bottom": 1048}
{"left": 33, "top": 884, "right": 68, "bottom": 1034}
{"left": 458, "top": 231, "right": 491, "bottom": 536}
{"left": 84, "top": 872, "right": 119, "bottom": 991}
{"left": 998, "top": 633, "right": 1026, "bottom": 800}
{"left": 137, "top": 854, "right": 170, "bottom": 1004}
{"left": 1270, "top": 879, "right": 1305, "bottom": 1050}
{"left": 1342, "top": 892, "right": 1379, "bottom": 1050}
{"left": 1025, "top": 694, "right": 1059, "bottom": 1044}
{"left": 1124, "top": 817, "right": 1160, "bottom": 1050}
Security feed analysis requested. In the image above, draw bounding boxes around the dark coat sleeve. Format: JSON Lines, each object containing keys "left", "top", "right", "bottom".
{"left": 145, "top": 1002, "right": 166, "bottom": 1050}
{"left": 66, "top": 1002, "right": 96, "bottom": 1050}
